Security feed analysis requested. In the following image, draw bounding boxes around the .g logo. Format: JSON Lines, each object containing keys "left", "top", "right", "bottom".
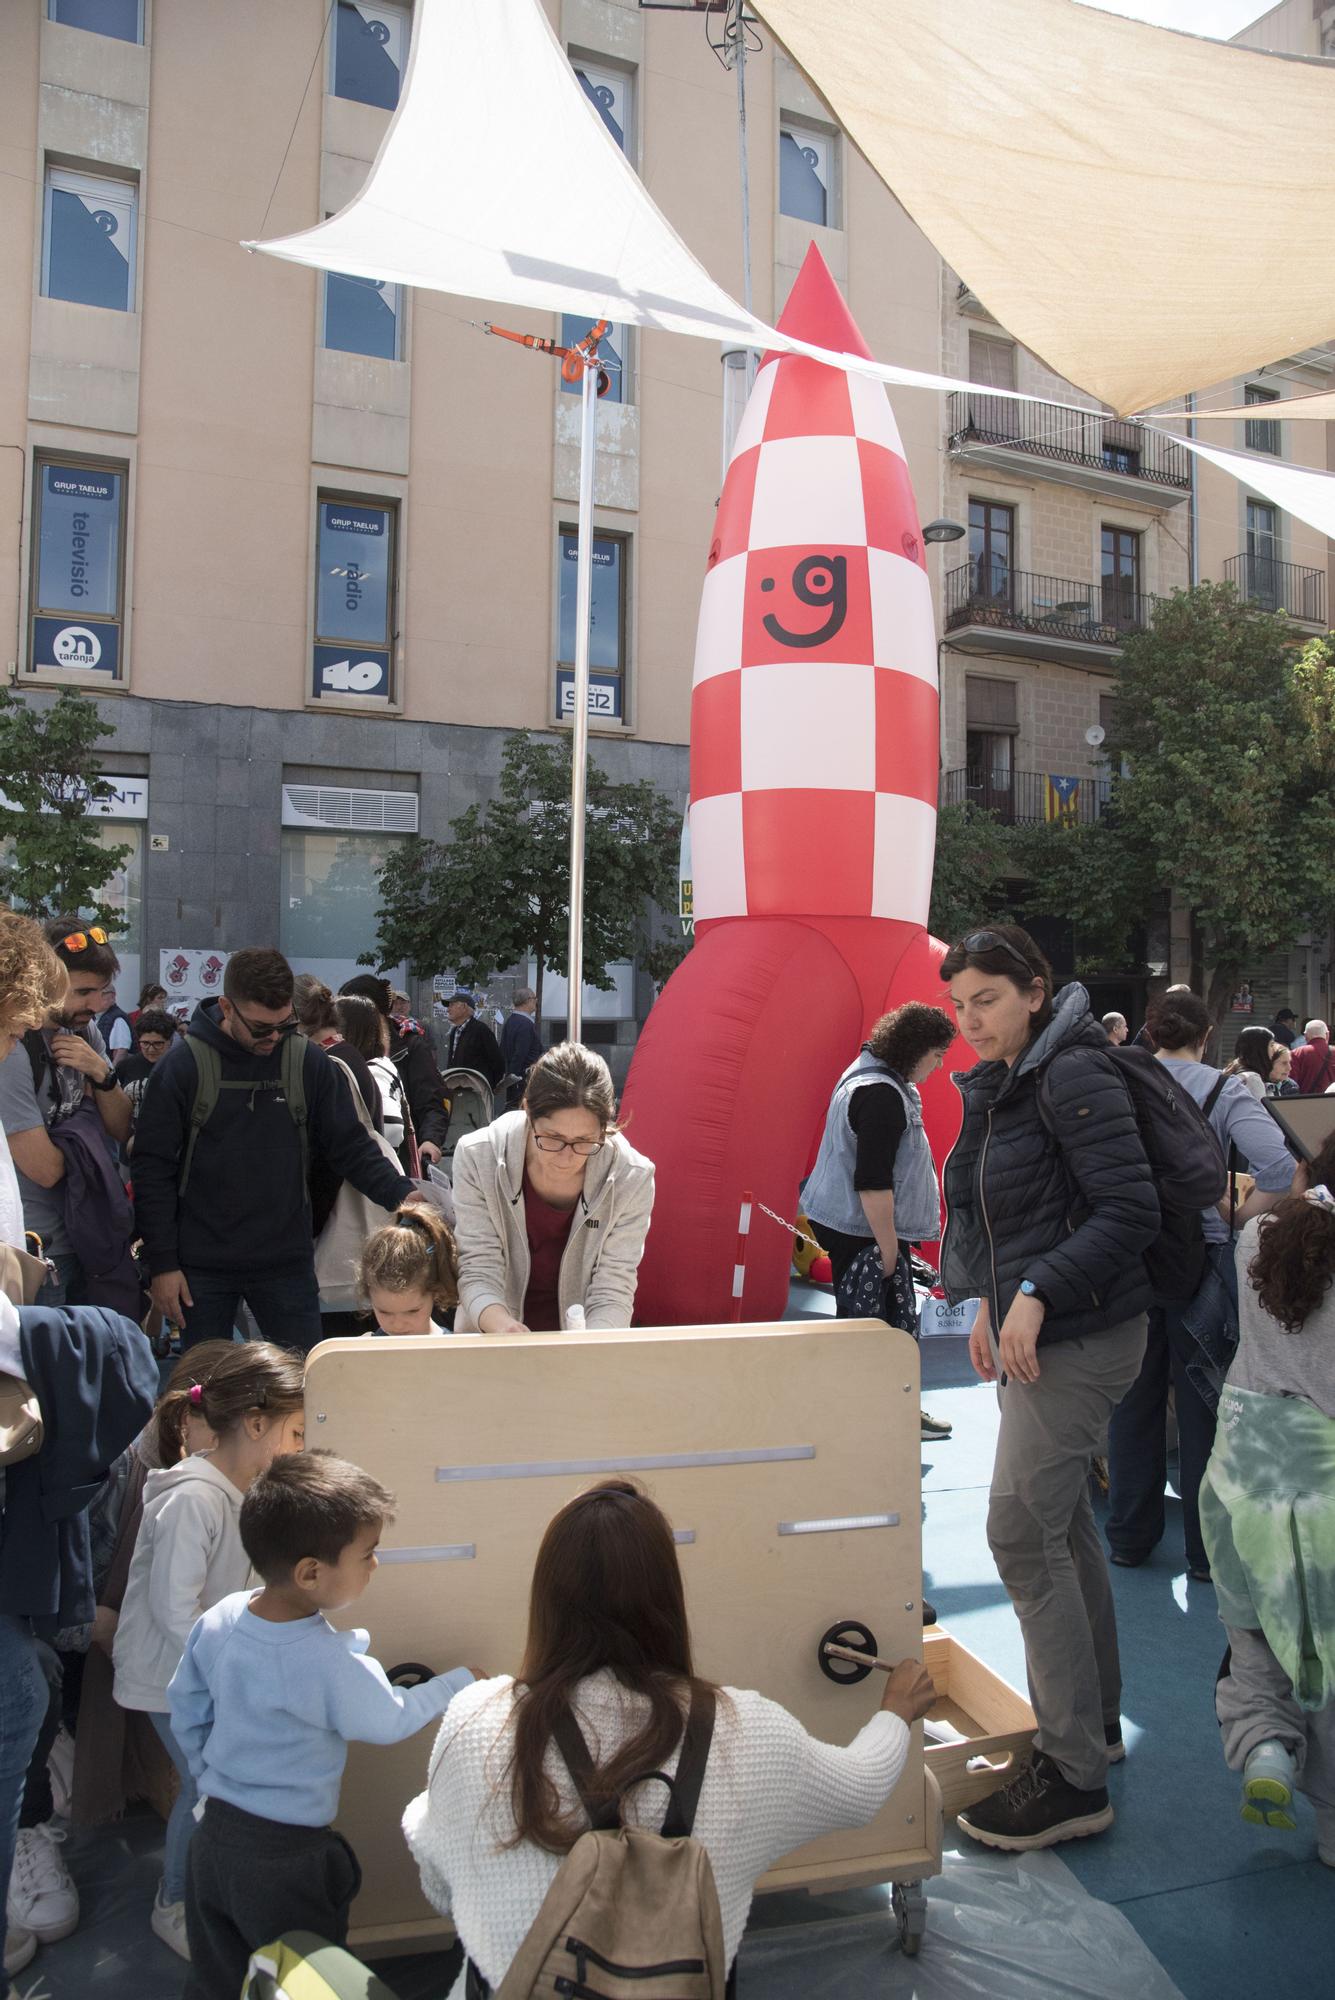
{"left": 52, "top": 625, "right": 102, "bottom": 668}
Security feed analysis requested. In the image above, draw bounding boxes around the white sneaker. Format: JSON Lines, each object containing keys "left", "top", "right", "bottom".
{"left": 3, "top": 1924, "right": 37, "bottom": 1977}
{"left": 46, "top": 1725, "right": 75, "bottom": 1821}
{"left": 1241, "top": 1739, "right": 1297, "bottom": 1830}
{"left": 5, "top": 1826, "right": 78, "bottom": 1944}
{"left": 150, "top": 1884, "right": 190, "bottom": 1961}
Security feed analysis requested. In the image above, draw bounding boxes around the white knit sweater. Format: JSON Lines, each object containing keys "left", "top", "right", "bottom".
{"left": 402, "top": 1669, "right": 909, "bottom": 1995}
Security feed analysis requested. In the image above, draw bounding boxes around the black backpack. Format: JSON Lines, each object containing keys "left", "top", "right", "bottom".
{"left": 1038, "top": 1045, "right": 1227, "bottom": 1301}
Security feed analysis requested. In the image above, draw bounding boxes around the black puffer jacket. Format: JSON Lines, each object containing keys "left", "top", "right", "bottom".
{"left": 940, "top": 983, "right": 1159, "bottom": 1346}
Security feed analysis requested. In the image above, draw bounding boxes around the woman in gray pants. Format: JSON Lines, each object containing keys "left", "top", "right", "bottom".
{"left": 938, "top": 925, "right": 1159, "bottom": 1852}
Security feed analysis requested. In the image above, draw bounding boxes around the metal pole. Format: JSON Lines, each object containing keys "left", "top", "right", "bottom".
{"left": 732, "top": 1, "right": 754, "bottom": 342}
{"left": 566, "top": 352, "right": 598, "bottom": 1043}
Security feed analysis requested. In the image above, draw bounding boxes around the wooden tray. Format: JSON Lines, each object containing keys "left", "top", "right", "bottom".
{"left": 922, "top": 1627, "right": 1035, "bottom": 1817}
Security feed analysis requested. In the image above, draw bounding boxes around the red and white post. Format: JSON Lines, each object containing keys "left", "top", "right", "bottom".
{"left": 730, "top": 1189, "right": 753, "bottom": 1322}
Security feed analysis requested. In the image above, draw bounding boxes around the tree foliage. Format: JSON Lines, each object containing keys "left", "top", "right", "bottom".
{"left": 366, "top": 732, "right": 685, "bottom": 1014}
{"left": 1020, "top": 585, "right": 1335, "bottom": 1019}
{"left": 0, "top": 690, "right": 131, "bottom": 926}
{"left": 928, "top": 800, "right": 1015, "bottom": 943}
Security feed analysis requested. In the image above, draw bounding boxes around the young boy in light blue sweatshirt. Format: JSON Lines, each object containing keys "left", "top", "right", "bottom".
{"left": 167, "top": 1450, "right": 475, "bottom": 1999}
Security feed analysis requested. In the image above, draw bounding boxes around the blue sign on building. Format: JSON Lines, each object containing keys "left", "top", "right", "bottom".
{"left": 32, "top": 617, "right": 119, "bottom": 675}
{"left": 312, "top": 645, "right": 391, "bottom": 701}
{"left": 556, "top": 669, "right": 622, "bottom": 722}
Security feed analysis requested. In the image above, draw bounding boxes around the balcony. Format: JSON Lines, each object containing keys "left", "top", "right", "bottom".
{"left": 941, "top": 767, "right": 1112, "bottom": 827}
{"left": 1223, "top": 553, "right": 1327, "bottom": 629}
{"left": 944, "top": 564, "right": 1153, "bottom": 665}
{"left": 947, "top": 393, "right": 1191, "bottom": 505}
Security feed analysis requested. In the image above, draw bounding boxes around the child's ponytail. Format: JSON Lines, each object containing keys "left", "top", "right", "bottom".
{"left": 188, "top": 1341, "right": 305, "bottom": 1438}
{"left": 357, "top": 1204, "right": 459, "bottom": 1312}
{"left": 151, "top": 1339, "right": 239, "bottom": 1464}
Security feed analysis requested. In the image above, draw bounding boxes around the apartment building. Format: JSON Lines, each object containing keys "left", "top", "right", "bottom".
{"left": 1, "top": 0, "right": 1329, "bottom": 1041}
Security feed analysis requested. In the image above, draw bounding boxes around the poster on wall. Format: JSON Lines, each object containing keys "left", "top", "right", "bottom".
{"left": 160, "top": 948, "right": 229, "bottom": 1022}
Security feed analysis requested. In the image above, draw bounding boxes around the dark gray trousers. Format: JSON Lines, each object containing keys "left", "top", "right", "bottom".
{"left": 183, "top": 1797, "right": 362, "bottom": 2000}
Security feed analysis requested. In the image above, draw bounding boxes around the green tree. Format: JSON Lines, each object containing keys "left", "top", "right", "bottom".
{"left": 366, "top": 732, "right": 685, "bottom": 1014}
{"left": 1020, "top": 585, "right": 1335, "bottom": 1021}
{"left": 928, "top": 799, "right": 1016, "bottom": 942}
{"left": 0, "top": 689, "right": 131, "bottom": 926}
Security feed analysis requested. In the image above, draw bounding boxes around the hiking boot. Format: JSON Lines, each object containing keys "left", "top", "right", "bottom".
{"left": 4, "top": 1926, "right": 36, "bottom": 1978}
{"left": 151, "top": 1884, "right": 190, "bottom": 1961}
{"left": 1105, "top": 1721, "right": 1126, "bottom": 1764}
{"left": 1241, "top": 1740, "right": 1296, "bottom": 1830}
{"left": 6, "top": 1825, "right": 78, "bottom": 1943}
{"left": 920, "top": 1408, "right": 953, "bottom": 1440}
{"left": 956, "top": 1750, "right": 1114, "bottom": 1850}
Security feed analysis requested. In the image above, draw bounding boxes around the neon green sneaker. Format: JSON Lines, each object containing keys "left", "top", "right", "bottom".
{"left": 1241, "top": 1740, "right": 1297, "bottom": 1830}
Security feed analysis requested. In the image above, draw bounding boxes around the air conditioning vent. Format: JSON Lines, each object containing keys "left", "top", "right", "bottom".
{"left": 281, "top": 784, "right": 419, "bottom": 833}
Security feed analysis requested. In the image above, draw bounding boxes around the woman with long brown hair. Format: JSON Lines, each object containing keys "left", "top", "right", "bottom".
{"left": 404, "top": 1480, "right": 935, "bottom": 1996}
{"left": 1203, "top": 1132, "right": 1335, "bottom": 1867}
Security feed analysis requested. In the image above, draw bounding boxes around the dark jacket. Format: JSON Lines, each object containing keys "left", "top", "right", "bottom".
{"left": 500, "top": 1010, "right": 543, "bottom": 1082}
{"left": 441, "top": 1014, "right": 504, "bottom": 1092}
{"left": 941, "top": 982, "right": 1160, "bottom": 1346}
{"left": 131, "top": 1002, "right": 414, "bottom": 1276}
{"left": 0, "top": 1305, "right": 158, "bottom": 1632}
{"left": 389, "top": 1022, "right": 450, "bottom": 1154}
{"left": 47, "top": 1102, "right": 140, "bottom": 1315}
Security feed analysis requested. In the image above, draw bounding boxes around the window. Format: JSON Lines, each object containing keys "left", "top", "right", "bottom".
{"left": 1244, "top": 384, "right": 1280, "bottom": 456}
{"left": 968, "top": 332, "right": 1016, "bottom": 391}
{"left": 965, "top": 676, "right": 1017, "bottom": 814}
{"left": 323, "top": 270, "right": 403, "bottom": 360}
{"left": 91, "top": 820, "right": 143, "bottom": 1007}
{"left": 556, "top": 528, "right": 627, "bottom": 722}
{"left": 330, "top": 1, "right": 409, "bottom": 110}
{"left": 280, "top": 829, "right": 407, "bottom": 992}
{"left": 1102, "top": 441, "right": 1141, "bottom": 476}
{"left": 42, "top": 166, "right": 136, "bottom": 312}
{"left": 312, "top": 496, "right": 397, "bottom": 700}
{"left": 779, "top": 120, "right": 833, "bottom": 227}
{"left": 1246, "top": 498, "right": 1279, "bottom": 609}
{"left": 1101, "top": 525, "right": 1140, "bottom": 629}
{"left": 968, "top": 499, "right": 1013, "bottom": 603}
{"left": 572, "top": 60, "right": 632, "bottom": 155}
{"left": 48, "top": 0, "right": 142, "bottom": 40}
{"left": 29, "top": 456, "right": 127, "bottom": 677}
{"left": 560, "top": 314, "right": 628, "bottom": 405}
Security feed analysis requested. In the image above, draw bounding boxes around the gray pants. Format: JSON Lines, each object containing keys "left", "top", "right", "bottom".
{"left": 988, "top": 1314, "right": 1148, "bottom": 1791}
{"left": 1217, "top": 1625, "right": 1335, "bottom": 1852}
{"left": 184, "top": 1797, "right": 362, "bottom": 2000}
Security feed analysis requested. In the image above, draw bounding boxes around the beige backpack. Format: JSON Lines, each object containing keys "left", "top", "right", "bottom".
{"left": 468, "top": 1686, "right": 733, "bottom": 2000}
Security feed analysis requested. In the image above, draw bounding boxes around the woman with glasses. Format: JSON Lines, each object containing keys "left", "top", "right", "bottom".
{"left": 938, "top": 924, "right": 1159, "bottom": 1853}
{"left": 452, "top": 1043, "right": 655, "bottom": 1333}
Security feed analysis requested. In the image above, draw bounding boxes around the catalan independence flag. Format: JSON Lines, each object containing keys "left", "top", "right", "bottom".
{"left": 1045, "top": 775, "right": 1081, "bottom": 825}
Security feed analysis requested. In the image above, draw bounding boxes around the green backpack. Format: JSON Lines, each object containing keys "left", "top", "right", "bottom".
{"left": 178, "top": 1033, "right": 309, "bottom": 1196}
{"left": 243, "top": 1933, "right": 401, "bottom": 2000}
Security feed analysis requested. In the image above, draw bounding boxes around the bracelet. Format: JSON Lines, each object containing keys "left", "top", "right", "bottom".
{"left": 90, "top": 1066, "right": 119, "bottom": 1093}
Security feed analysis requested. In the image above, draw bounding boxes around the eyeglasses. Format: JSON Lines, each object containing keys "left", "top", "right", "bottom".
{"left": 58, "top": 926, "right": 108, "bottom": 955}
{"left": 529, "top": 1122, "right": 603, "bottom": 1158}
{"left": 230, "top": 1006, "right": 299, "bottom": 1042}
{"left": 961, "top": 930, "right": 1037, "bottom": 981}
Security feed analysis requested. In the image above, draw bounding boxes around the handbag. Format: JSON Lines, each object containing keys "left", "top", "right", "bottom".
{"left": 836, "top": 1243, "right": 921, "bottom": 1336}
{"left": 0, "top": 1238, "right": 46, "bottom": 1464}
{"left": 314, "top": 1057, "right": 407, "bottom": 1311}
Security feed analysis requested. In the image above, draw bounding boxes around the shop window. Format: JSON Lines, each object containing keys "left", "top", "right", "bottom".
{"left": 560, "top": 315, "right": 629, "bottom": 404}
{"left": 313, "top": 495, "right": 397, "bottom": 701}
{"left": 29, "top": 455, "right": 127, "bottom": 679}
{"left": 555, "top": 527, "right": 627, "bottom": 723}
{"left": 48, "top": 0, "right": 142, "bottom": 40}
{"left": 323, "top": 270, "right": 403, "bottom": 360}
{"left": 572, "top": 59, "right": 632, "bottom": 154}
{"left": 42, "top": 166, "right": 137, "bottom": 312}
{"left": 280, "top": 828, "right": 407, "bottom": 994}
{"left": 779, "top": 119, "right": 834, "bottom": 226}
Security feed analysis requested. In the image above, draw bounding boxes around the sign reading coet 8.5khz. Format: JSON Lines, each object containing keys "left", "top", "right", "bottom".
{"left": 312, "top": 646, "right": 391, "bottom": 699}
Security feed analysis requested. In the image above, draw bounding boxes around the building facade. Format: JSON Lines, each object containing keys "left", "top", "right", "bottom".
{"left": 1, "top": 0, "right": 1330, "bottom": 1044}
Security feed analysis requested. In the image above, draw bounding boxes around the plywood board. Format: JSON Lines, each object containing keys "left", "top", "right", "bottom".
{"left": 922, "top": 1629, "right": 1035, "bottom": 1818}
{"left": 303, "top": 1320, "right": 936, "bottom": 1943}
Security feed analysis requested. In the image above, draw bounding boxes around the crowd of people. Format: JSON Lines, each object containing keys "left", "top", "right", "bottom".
{"left": 0, "top": 906, "right": 1331, "bottom": 1999}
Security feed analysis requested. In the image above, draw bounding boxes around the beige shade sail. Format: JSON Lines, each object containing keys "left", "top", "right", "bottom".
{"left": 754, "top": 0, "right": 1335, "bottom": 416}
{"left": 1153, "top": 389, "right": 1335, "bottom": 422}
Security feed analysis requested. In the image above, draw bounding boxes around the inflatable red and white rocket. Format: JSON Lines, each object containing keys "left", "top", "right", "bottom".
{"left": 621, "top": 245, "right": 965, "bottom": 1326}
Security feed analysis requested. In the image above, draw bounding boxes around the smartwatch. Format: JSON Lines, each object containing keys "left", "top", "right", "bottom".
{"left": 91, "top": 1066, "right": 120, "bottom": 1093}
{"left": 1019, "top": 1279, "right": 1049, "bottom": 1306}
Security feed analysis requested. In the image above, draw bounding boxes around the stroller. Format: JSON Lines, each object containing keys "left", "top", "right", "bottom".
{"left": 440, "top": 1067, "right": 496, "bottom": 1164}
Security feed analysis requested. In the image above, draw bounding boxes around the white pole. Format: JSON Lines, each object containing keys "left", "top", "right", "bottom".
{"left": 566, "top": 351, "right": 598, "bottom": 1044}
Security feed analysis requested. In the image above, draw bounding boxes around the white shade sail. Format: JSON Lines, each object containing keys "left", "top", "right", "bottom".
{"left": 755, "top": 0, "right": 1335, "bottom": 416}
{"left": 1155, "top": 389, "right": 1335, "bottom": 423}
{"left": 1168, "top": 433, "right": 1335, "bottom": 545}
{"left": 247, "top": 0, "right": 1071, "bottom": 407}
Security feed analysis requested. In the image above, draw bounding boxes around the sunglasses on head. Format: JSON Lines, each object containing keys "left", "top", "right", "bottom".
{"left": 961, "top": 930, "right": 1038, "bottom": 980}
{"left": 58, "top": 926, "right": 108, "bottom": 955}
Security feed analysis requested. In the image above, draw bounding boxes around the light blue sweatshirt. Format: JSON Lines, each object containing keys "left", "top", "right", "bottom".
{"left": 168, "top": 1590, "right": 473, "bottom": 1828}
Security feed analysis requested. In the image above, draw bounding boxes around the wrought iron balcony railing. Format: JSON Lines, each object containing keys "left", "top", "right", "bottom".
{"left": 947, "top": 393, "right": 1191, "bottom": 489}
{"left": 1223, "top": 553, "right": 1327, "bottom": 626}
{"left": 945, "top": 564, "right": 1153, "bottom": 645}
{"left": 940, "top": 767, "right": 1112, "bottom": 827}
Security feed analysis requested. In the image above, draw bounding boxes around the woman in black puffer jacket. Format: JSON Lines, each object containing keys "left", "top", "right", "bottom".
{"left": 939, "top": 925, "right": 1159, "bottom": 1856}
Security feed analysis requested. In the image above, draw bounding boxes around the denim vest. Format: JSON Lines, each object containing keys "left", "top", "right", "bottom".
{"left": 803, "top": 1052, "right": 941, "bottom": 1243}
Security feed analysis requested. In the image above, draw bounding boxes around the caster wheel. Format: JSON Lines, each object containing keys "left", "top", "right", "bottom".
{"left": 892, "top": 1879, "right": 927, "bottom": 1956}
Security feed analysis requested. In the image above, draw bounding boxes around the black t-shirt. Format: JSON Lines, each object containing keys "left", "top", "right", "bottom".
{"left": 847, "top": 1083, "right": 908, "bottom": 1193}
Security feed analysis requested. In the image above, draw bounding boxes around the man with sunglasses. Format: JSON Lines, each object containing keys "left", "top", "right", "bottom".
{"left": 0, "top": 920, "right": 133, "bottom": 1305}
{"left": 132, "top": 947, "right": 419, "bottom": 1352}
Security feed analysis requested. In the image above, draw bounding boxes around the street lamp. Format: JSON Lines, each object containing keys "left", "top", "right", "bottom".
{"left": 922, "top": 518, "right": 966, "bottom": 544}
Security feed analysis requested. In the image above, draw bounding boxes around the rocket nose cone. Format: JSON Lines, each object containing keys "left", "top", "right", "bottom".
{"left": 766, "top": 241, "right": 875, "bottom": 367}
